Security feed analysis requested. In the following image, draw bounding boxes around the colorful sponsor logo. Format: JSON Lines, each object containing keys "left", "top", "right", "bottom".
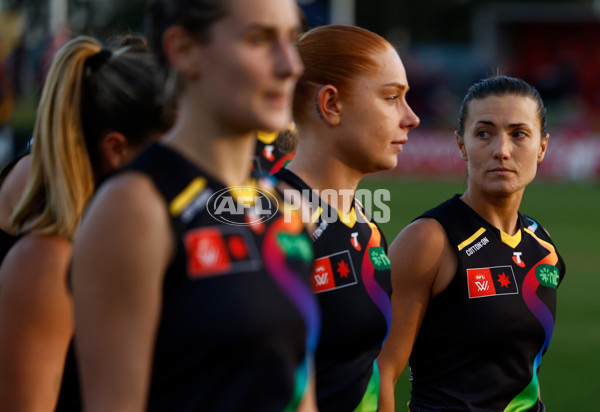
{"left": 311, "top": 250, "right": 357, "bottom": 293}
{"left": 277, "top": 232, "right": 313, "bottom": 262}
{"left": 184, "top": 226, "right": 261, "bottom": 278}
{"left": 467, "top": 265, "right": 518, "bottom": 298}
{"left": 263, "top": 144, "right": 275, "bottom": 162}
{"left": 512, "top": 251, "right": 526, "bottom": 267}
{"left": 369, "top": 246, "right": 390, "bottom": 270}
{"left": 536, "top": 264, "right": 560, "bottom": 289}
{"left": 350, "top": 232, "right": 362, "bottom": 251}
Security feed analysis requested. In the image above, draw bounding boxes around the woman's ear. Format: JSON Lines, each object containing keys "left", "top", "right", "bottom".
{"left": 162, "top": 25, "right": 201, "bottom": 80}
{"left": 316, "top": 85, "right": 342, "bottom": 126}
{"left": 455, "top": 131, "right": 468, "bottom": 161}
{"left": 100, "top": 132, "right": 130, "bottom": 172}
{"left": 538, "top": 133, "right": 549, "bottom": 163}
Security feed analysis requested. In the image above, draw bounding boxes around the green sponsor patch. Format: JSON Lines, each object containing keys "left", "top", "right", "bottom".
{"left": 369, "top": 246, "right": 391, "bottom": 270}
{"left": 536, "top": 264, "right": 559, "bottom": 289}
{"left": 277, "top": 233, "right": 313, "bottom": 262}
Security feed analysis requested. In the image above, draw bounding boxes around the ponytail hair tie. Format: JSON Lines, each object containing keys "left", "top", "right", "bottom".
{"left": 86, "top": 49, "right": 112, "bottom": 72}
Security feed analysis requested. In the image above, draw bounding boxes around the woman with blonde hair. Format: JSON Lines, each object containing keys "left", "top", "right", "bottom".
{"left": 0, "top": 35, "right": 171, "bottom": 410}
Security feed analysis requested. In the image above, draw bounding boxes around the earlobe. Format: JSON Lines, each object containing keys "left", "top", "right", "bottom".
{"left": 538, "top": 133, "right": 549, "bottom": 163}
{"left": 455, "top": 131, "right": 468, "bottom": 161}
{"left": 316, "top": 85, "right": 342, "bottom": 126}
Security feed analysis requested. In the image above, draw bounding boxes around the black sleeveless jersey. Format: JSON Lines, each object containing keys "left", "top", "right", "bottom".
{"left": 408, "top": 195, "right": 566, "bottom": 412}
{"left": 127, "top": 143, "right": 320, "bottom": 411}
{"left": 275, "top": 168, "right": 392, "bottom": 412}
{"left": 251, "top": 130, "right": 295, "bottom": 178}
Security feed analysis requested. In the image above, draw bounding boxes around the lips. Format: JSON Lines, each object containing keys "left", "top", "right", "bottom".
{"left": 264, "top": 91, "right": 290, "bottom": 109}
{"left": 391, "top": 138, "right": 408, "bottom": 152}
{"left": 488, "top": 166, "right": 515, "bottom": 175}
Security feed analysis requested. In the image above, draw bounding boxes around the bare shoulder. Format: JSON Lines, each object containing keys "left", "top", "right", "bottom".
{"left": 389, "top": 217, "right": 448, "bottom": 258}
{"left": 0, "top": 155, "right": 32, "bottom": 233}
{"left": 388, "top": 217, "right": 456, "bottom": 295}
{"left": 74, "top": 171, "right": 174, "bottom": 280}
{"left": 85, "top": 171, "right": 166, "bottom": 220}
{"left": 0, "top": 155, "right": 32, "bottom": 202}
{"left": 0, "top": 234, "right": 72, "bottom": 320}
{"left": 0, "top": 234, "right": 71, "bottom": 287}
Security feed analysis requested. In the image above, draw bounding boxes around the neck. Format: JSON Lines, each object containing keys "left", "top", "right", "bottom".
{"left": 287, "top": 136, "right": 363, "bottom": 213}
{"left": 163, "top": 97, "right": 255, "bottom": 187}
{"left": 460, "top": 188, "right": 524, "bottom": 235}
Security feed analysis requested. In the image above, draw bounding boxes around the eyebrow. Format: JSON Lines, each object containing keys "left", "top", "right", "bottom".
{"left": 476, "top": 120, "right": 531, "bottom": 128}
{"left": 382, "top": 83, "right": 409, "bottom": 92}
{"left": 243, "top": 23, "right": 301, "bottom": 36}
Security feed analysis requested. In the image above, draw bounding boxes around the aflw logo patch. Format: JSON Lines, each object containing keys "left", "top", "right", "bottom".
{"left": 311, "top": 250, "right": 357, "bottom": 293}
{"left": 184, "top": 226, "right": 261, "bottom": 278}
{"left": 467, "top": 265, "right": 518, "bottom": 299}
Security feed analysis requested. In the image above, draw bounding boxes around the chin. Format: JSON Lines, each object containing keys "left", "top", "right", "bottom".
{"left": 255, "top": 113, "right": 289, "bottom": 134}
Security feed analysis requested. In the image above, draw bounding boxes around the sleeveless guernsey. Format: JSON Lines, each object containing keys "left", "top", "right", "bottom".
{"left": 275, "top": 168, "right": 392, "bottom": 412}
{"left": 409, "top": 195, "right": 566, "bottom": 412}
{"left": 127, "top": 143, "right": 320, "bottom": 411}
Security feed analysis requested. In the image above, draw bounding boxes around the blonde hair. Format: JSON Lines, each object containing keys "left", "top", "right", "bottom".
{"left": 10, "top": 37, "right": 101, "bottom": 239}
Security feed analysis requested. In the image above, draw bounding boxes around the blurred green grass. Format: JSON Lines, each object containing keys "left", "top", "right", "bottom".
{"left": 359, "top": 176, "right": 600, "bottom": 411}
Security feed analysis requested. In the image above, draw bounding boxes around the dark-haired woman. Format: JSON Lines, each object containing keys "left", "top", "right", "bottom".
{"left": 378, "top": 76, "right": 566, "bottom": 412}
{"left": 0, "top": 36, "right": 171, "bottom": 411}
{"left": 71, "top": 0, "right": 319, "bottom": 411}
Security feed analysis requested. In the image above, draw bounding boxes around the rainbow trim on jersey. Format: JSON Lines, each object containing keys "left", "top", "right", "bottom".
{"left": 363, "top": 218, "right": 393, "bottom": 339}
{"left": 504, "top": 218, "right": 558, "bottom": 412}
{"left": 346, "top": 213, "right": 392, "bottom": 411}
{"left": 262, "top": 212, "right": 320, "bottom": 411}
{"left": 353, "top": 360, "right": 381, "bottom": 412}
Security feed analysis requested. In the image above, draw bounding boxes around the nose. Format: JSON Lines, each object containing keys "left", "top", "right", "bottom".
{"left": 401, "top": 101, "right": 420, "bottom": 130}
{"left": 493, "top": 133, "right": 511, "bottom": 160}
{"left": 275, "top": 39, "right": 304, "bottom": 79}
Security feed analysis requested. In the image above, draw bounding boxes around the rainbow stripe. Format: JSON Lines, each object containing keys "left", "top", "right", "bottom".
{"left": 349, "top": 216, "right": 392, "bottom": 410}
{"left": 353, "top": 360, "right": 381, "bottom": 412}
{"left": 504, "top": 218, "right": 558, "bottom": 411}
{"left": 363, "top": 219, "right": 393, "bottom": 339}
{"left": 262, "top": 213, "right": 320, "bottom": 411}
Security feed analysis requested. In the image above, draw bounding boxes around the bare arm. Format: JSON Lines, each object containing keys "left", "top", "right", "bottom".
{"left": 71, "top": 173, "right": 173, "bottom": 412}
{"left": 0, "top": 234, "right": 73, "bottom": 411}
{"left": 0, "top": 155, "right": 32, "bottom": 235}
{"left": 377, "top": 218, "right": 456, "bottom": 412}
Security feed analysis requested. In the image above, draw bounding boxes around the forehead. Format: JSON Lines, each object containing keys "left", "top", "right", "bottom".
{"left": 223, "top": 0, "right": 299, "bottom": 29}
{"left": 354, "top": 45, "right": 408, "bottom": 89}
{"left": 466, "top": 94, "right": 540, "bottom": 127}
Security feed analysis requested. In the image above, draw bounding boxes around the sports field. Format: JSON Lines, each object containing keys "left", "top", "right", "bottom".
{"left": 359, "top": 176, "right": 600, "bottom": 411}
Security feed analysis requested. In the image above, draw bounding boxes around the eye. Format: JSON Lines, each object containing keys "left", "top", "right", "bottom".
{"left": 245, "top": 30, "right": 274, "bottom": 45}
{"left": 476, "top": 130, "right": 490, "bottom": 139}
{"left": 249, "top": 34, "right": 268, "bottom": 45}
{"left": 386, "top": 95, "right": 399, "bottom": 103}
{"left": 513, "top": 130, "right": 527, "bottom": 139}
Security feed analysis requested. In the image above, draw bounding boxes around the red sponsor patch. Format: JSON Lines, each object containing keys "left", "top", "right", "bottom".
{"left": 311, "top": 256, "right": 335, "bottom": 292}
{"left": 310, "top": 251, "right": 357, "bottom": 293}
{"left": 184, "top": 226, "right": 261, "bottom": 278}
{"left": 467, "top": 265, "right": 518, "bottom": 298}
{"left": 185, "top": 228, "right": 231, "bottom": 277}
